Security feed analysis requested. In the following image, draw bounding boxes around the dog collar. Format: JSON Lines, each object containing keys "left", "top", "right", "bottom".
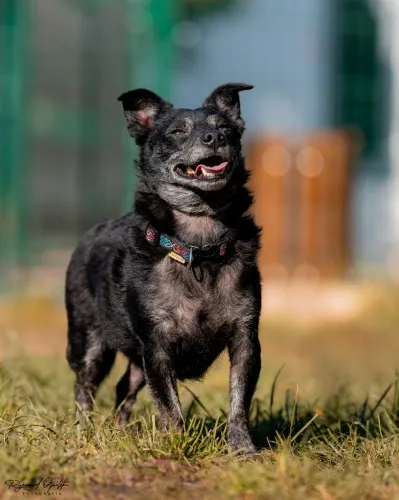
{"left": 145, "top": 223, "right": 235, "bottom": 268}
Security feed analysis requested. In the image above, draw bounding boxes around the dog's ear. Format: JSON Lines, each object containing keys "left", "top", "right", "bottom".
{"left": 118, "top": 89, "right": 173, "bottom": 144}
{"left": 203, "top": 83, "right": 253, "bottom": 132}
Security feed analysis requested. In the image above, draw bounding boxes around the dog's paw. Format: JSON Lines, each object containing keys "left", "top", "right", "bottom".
{"left": 228, "top": 427, "right": 256, "bottom": 455}
{"left": 229, "top": 442, "right": 257, "bottom": 455}
{"left": 159, "top": 417, "right": 185, "bottom": 433}
{"left": 74, "top": 410, "right": 93, "bottom": 430}
{"left": 114, "top": 410, "right": 130, "bottom": 426}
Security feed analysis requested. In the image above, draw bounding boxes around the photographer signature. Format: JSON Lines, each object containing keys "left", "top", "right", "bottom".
{"left": 4, "top": 477, "right": 69, "bottom": 495}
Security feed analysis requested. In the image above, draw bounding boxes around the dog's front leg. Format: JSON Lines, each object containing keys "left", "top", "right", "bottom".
{"left": 143, "top": 344, "right": 184, "bottom": 429}
{"left": 227, "top": 323, "right": 261, "bottom": 454}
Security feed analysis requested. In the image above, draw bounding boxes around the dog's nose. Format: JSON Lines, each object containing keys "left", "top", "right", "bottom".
{"left": 202, "top": 131, "right": 226, "bottom": 147}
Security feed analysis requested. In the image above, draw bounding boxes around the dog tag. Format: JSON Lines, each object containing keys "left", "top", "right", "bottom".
{"left": 168, "top": 251, "right": 187, "bottom": 265}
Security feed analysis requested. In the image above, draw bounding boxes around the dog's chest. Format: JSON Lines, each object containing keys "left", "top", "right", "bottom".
{"left": 144, "top": 256, "right": 252, "bottom": 379}
{"left": 145, "top": 256, "right": 249, "bottom": 339}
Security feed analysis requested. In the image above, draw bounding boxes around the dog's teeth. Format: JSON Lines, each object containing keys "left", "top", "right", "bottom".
{"left": 202, "top": 169, "right": 216, "bottom": 177}
{"left": 186, "top": 167, "right": 195, "bottom": 175}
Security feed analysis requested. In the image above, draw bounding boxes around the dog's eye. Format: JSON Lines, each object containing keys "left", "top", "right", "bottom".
{"left": 218, "top": 126, "right": 230, "bottom": 137}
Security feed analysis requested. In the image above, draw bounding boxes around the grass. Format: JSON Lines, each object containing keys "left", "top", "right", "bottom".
{"left": 2, "top": 284, "right": 399, "bottom": 498}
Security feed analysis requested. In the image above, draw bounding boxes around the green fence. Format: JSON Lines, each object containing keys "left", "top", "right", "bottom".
{"left": 0, "top": 0, "right": 178, "bottom": 288}
{"left": 333, "top": 0, "right": 387, "bottom": 165}
{"left": 0, "top": 0, "right": 389, "bottom": 291}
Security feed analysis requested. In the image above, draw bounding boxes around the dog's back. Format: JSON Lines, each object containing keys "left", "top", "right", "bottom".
{"left": 65, "top": 214, "right": 131, "bottom": 373}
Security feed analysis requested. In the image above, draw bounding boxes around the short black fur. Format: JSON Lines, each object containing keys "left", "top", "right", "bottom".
{"left": 65, "top": 83, "right": 262, "bottom": 453}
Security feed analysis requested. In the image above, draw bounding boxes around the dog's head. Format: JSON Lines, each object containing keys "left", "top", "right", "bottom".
{"left": 118, "top": 84, "right": 253, "bottom": 199}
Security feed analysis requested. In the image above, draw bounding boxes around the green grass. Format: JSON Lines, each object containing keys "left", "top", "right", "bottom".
{"left": 2, "top": 359, "right": 399, "bottom": 498}
{"left": 2, "top": 286, "right": 399, "bottom": 498}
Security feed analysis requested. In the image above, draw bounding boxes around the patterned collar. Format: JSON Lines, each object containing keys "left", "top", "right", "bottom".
{"left": 145, "top": 223, "right": 236, "bottom": 268}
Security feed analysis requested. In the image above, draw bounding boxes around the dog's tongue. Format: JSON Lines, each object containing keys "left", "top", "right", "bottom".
{"left": 195, "top": 161, "right": 228, "bottom": 175}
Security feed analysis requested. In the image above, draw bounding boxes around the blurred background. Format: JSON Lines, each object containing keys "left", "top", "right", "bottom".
{"left": 1, "top": 0, "right": 399, "bottom": 315}
{"left": 4, "top": 1, "right": 399, "bottom": 454}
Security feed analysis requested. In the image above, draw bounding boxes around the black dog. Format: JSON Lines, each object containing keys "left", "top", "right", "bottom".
{"left": 65, "top": 83, "right": 261, "bottom": 453}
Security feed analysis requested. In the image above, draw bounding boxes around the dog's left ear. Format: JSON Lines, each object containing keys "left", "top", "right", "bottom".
{"left": 203, "top": 83, "right": 253, "bottom": 132}
{"left": 118, "top": 88, "right": 173, "bottom": 144}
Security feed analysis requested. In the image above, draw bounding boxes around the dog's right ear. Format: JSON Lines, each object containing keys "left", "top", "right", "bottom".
{"left": 118, "top": 89, "right": 173, "bottom": 144}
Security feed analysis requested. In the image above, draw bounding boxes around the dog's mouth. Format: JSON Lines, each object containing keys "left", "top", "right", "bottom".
{"left": 175, "top": 155, "right": 229, "bottom": 180}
